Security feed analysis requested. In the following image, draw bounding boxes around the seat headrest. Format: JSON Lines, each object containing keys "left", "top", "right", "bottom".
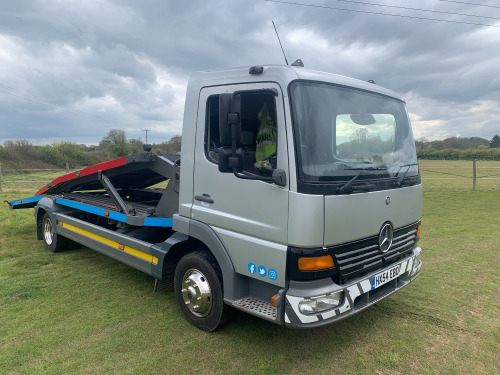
{"left": 241, "top": 131, "right": 254, "bottom": 146}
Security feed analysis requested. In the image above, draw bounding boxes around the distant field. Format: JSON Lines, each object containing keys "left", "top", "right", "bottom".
{"left": 1, "top": 169, "right": 71, "bottom": 191}
{"left": 0, "top": 162, "right": 499, "bottom": 374}
{"left": 419, "top": 159, "right": 500, "bottom": 191}
{"left": 1, "top": 160, "right": 499, "bottom": 192}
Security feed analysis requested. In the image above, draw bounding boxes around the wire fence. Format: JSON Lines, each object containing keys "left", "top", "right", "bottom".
{"left": 420, "top": 168, "right": 500, "bottom": 179}
{"left": 1, "top": 160, "right": 499, "bottom": 193}
{"left": 418, "top": 159, "right": 500, "bottom": 191}
{"left": 0, "top": 165, "right": 75, "bottom": 192}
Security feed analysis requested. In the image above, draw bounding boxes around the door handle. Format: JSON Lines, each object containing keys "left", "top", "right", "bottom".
{"left": 195, "top": 194, "right": 214, "bottom": 204}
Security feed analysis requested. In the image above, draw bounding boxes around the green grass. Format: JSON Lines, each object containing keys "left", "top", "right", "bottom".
{"left": 1, "top": 169, "right": 71, "bottom": 191}
{"left": 1, "top": 163, "right": 499, "bottom": 374}
{"left": 419, "top": 159, "right": 500, "bottom": 191}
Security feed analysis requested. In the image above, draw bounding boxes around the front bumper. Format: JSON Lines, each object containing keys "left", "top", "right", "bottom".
{"left": 284, "top": 247, "right": 422, "bottom": 328}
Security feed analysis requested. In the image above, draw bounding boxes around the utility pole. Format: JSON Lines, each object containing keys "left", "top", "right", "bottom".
{"left": 141, "top": 129, "right": 152, "bottom": 144}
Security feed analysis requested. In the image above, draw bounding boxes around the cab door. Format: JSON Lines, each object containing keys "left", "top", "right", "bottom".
{"left": 191, "top": 82, "right": 289, "bottom": 287}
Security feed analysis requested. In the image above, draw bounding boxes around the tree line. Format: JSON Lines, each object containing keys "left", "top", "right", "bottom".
{"left": 415, "top": 135, "right": 500, "bottom": 160}
{"left": 1, "top": 132, "right": 499, "bottom": 170}
{"left": 0, "top": 129, "right": 182, "bottom": 170}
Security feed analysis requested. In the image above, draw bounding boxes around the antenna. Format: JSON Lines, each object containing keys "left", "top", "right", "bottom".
{"left": 272, "top": 21, "right": 289, "bottom": 65}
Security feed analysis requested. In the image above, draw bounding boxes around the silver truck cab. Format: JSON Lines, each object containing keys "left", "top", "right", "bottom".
{"left": 175, "top": 65, "right": 422, "bottom": 329}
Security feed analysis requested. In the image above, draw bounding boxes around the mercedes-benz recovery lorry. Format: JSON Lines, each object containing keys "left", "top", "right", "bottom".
{"left": 9, "top": 64, "right": 422, "bottom": 331}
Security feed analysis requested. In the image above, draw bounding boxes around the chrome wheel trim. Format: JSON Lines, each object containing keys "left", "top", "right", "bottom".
{"left": 43, "top": 217, "right": 54, "bottom": 246}
{"left": 181, "top": 268, "right": 212, "bottom": 317}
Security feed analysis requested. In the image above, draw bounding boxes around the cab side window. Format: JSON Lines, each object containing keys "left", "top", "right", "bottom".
{"left": 205, "top": 92, "right": 277, "bottom": 175}
{"left": 206, "top": 96, "right": 221, "bottom": 163}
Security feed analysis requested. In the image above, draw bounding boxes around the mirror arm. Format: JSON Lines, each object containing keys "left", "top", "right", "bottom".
{"left": 232, "top": 169, "right": 287, "bottom": 187}
{"left": 233, "top": 169, "right": 273, "bottom": 182}
{"left": 231, "top": 123, "right": 237, "bottom": 158}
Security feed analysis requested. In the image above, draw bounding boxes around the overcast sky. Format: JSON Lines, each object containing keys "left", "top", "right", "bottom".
{"left": 1, "top": 0, "right": 499, "bottom": 145}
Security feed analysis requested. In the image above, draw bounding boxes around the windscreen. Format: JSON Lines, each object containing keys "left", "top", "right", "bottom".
{"left": 290, "top": 81, "right": 418, "bottom": 183}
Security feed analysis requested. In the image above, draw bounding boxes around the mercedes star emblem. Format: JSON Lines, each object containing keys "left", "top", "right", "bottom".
{"left": 379, "top": 222, "right": 394, "bottom": 253}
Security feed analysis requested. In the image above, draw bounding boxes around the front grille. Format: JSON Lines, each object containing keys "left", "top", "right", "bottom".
{"left": 330, "top": 222, "right": 419, "bottom": 280}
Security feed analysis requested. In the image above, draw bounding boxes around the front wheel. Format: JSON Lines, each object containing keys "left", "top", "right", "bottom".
{"left": 42, "top": 212, "right": 69, "bottom": 253}
{"left": 174, "top": 251, "right": 228, "bottom": 332}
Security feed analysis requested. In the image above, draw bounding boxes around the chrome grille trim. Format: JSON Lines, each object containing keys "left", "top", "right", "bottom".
{"left": 330, "top": 222, "right": 420, "bottom": 280}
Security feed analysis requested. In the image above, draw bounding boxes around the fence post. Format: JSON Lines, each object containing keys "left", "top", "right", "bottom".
{"left": 0, "top": 162, "right": 2, "bottom": 192}
{"left": 66, "top": 162, "right": 69, "bottom": 174}
{"left": 473, "top": 158, "right": 477, "bottom": 191}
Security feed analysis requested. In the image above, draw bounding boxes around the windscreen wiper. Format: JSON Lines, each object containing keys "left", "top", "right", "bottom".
{"left": 394, "top": 163, "right": 418, "bottom": 186}
{"left": 336, "top": 166, "right": 387, "bottom": 194}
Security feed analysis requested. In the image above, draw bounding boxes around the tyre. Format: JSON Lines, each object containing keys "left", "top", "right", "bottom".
{"left": 174, "top": 251, "right": 228, "bottom": 332}
{"left": 42, "top": 212, "right": 69, "bottom": 253}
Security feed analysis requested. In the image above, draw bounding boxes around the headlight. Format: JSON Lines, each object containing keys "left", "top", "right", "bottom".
{"left": 298, "top": 291, "right": 344, "bottom": 315}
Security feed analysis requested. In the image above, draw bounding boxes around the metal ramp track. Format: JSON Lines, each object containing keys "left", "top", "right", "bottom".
{"left": 60, "top": 192, "right": 156, "bottom": 217}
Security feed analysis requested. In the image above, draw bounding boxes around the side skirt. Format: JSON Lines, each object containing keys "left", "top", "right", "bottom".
{"left": 55, "top": 213, "right": 159, "bottom": 276}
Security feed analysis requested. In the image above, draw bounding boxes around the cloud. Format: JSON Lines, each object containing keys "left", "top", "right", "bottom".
{"left": 0, "top": 0, "right": 499, "bottom": 146}
{"left": 408, "top": 92, "right": 500, "bottom": 140}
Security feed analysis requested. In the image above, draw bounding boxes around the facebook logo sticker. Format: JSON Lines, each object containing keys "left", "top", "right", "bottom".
{"left": 248, "top": 263, "right": 256, "bottom": 274}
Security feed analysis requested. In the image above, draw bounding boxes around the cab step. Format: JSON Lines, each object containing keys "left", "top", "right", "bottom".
{"left": 153, "top": 276, "right": 174, "bottom": 293}
{"left": 232, "top": 297, "right": 277, "bottom": 321}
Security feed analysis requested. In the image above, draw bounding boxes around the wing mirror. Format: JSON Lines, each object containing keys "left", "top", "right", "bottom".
{"left": 217, "top": 90, "right": 286, "bottom": 187}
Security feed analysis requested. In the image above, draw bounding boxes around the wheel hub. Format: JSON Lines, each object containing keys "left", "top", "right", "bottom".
{"left": 43, "top": 218, "right": 54, "bottom": 246}
{"left": 181, "top": 268, "right": 212, "bottom": 317}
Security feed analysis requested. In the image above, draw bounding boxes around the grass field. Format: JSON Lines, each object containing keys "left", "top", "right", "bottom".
{"left": 0, "top": 169, "right": 71, "bottom": 192}
{"left": 419, "top": 159, "right": 500, "bottom": 191}
{"left": 0, "top": 161, "right": 499, "bottom": 374}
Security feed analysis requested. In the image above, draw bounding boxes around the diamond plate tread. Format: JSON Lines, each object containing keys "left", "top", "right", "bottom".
{"left": 233, "top": 297, "right": 277, "bottom": 319}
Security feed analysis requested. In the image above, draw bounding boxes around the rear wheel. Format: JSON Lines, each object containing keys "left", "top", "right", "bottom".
{"left": 174, "top": 251, "right": 228, "bottom": 332}
{"left": 42, "top": 212, "right": 69, "bottom": 253}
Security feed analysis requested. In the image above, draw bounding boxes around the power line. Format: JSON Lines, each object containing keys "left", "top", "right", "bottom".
{"left": 265, "top": 0, "right": 500, "bottom": 28}
{"left": 326, "top": 0, "right": 500, "bottom": 20}
{"left": 0, "top": 83, "right": 79, "bottom": 113}
{"left": 0, "top": 82, "right": 126, "bottom": 126}
{"left": 0, "top": 82, "right": 110, "bottom": 123}
{"left": 438, "top": 0, "right": 500, "bottom": 10}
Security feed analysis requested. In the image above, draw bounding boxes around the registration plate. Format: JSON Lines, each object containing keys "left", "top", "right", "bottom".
{"left": 371, "top": 264, "right": 401, "bottom": 290}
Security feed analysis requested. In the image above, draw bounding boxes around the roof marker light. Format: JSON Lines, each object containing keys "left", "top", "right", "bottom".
{"left": 249, "top": 66, "right": 264, "bottom": 75}
{"left": 291, "top": 59, "right": 304, "bottom": 67}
